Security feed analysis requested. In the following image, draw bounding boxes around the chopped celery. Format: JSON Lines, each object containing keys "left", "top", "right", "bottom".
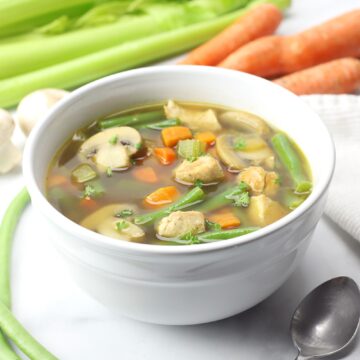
{"left": 71, "top": 163, "right": 97, "bottom": 183}
{"left": 177, "top": 139, "right": 206, "bottom": 161}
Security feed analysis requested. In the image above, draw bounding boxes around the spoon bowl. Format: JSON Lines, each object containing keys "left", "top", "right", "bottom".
{"left": 291, "top": 276, "right": 360, "bottom": 360}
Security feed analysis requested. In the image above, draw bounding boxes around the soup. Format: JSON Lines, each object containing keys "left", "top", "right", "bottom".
{"left": 47, "top": 100, "right": 312, "bottom": 245}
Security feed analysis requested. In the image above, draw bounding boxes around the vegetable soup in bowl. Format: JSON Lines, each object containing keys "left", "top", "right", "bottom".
{"left": 24, "top": 66, "right": 335, "bottom": 324}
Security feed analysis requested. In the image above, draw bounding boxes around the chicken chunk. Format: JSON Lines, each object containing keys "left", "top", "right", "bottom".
{"left": 156, "top": 211, "right": 205, "bottom": 238}
{"left": 174, "top": 155, "right": 224, "bottom": 185}
{"left": 164, "top": 100, "right": 221, "bottom": 132}
{"left": 237, "top": 166, "right": 279, "bottom": 197}
{"left": 247, "top": 195, "right": 288, "bottom": 227}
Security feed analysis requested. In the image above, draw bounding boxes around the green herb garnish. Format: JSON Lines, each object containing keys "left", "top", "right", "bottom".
{"left": 225, "top": 182, "right": 250, "bottom": 208}
{"left": 205, "top": 219, "right": 221, "bottom": 231}
{"left": 135, "top": 142, "right": 142, "bottom": 150}
{"left": 115, "top": 209, "right": 134, "bottom": 218}
{"left": 106, "top": 167, "right": 113, "bottom": 177}
{"left": 82, "top": 180, "right": 104, "bottom": 199}
{"left": 194, "top": 179, "right": 204, "bottom": 188}
{"left": 109, "top": 134, "right": 118, "bottom": 145}
{"left": 234, "top": 138, "right": 246, "bottom": 150}
{"left": 115, "top": 220, "right": 129, "bottom": 231}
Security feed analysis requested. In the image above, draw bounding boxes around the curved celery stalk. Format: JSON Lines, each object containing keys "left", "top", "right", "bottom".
{"left": 271, "top": 133, "right": 312, "bottom": 194}
{"left": 0, "top": 0, "right": 291, "bottom": 107}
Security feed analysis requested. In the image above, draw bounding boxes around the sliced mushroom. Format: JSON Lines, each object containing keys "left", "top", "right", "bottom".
{"left": 80, "top": 203, "right": 144, "bottom": 242}
{"left": 164, "top": 100, "right": 221, "bottom": 132}
{"left": 216, "top": 133, "right": 275, "bottom": 171}
{"left": 79, "top": 127, "right": 142, "bottom": 170}
{"left": 219, "top": 111, "right": 270, "bottom": 136}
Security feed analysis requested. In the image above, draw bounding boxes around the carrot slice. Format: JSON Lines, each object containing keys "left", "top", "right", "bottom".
{"left": 195, "top": 131, "right": 216, "bottom": 146}
{"left": 48, "top": 174, "right": 68, "bottom": 188}
{"left": 133, "top": 166, "right": 158, "bottom": 183}
{"left": 80, "top": 198, "right": 98, "bottom": 210}
{"left": 154, "top": 147, "right": 176, "bottom": 165}
{"left": 161, "top": 126, "right": 192, "bottom": 147}
{"left": 144, "top": 186, "right": 180, "bottom": 208}
{"left": 208, "top": 209, "right": 241, "bottom": 229}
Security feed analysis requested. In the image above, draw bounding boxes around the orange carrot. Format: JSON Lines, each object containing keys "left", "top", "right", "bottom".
{"left": 144, "top": 186, "right": 180, "bottom": 208}
{"left": 80, "top": 198, "right": 98, "bottom": 210}
{"left": 273, "top": 58, "right": 360, "bottom": 95}
{"left": 47, "top": 174, "right": 68, "bottom": 188}
{"left": 161, "top": 126, "right": 192, "bottom": 147}
{"left": 219, "top": 9, "right": 360, "bottom": 78}
{"left": 133, "top": 166, "right": 158, "bottom": 183}
{"left": 195, "top": 131, "right": 216, "bottom": 146}
{"left": 179, "top": 3, "right": 282, "bottom": 66}
{"left": 154, "top": 147, "right": 176, "bottom": 165}
{"left": 208, "top": 209, "right": 241, "bottom": 229}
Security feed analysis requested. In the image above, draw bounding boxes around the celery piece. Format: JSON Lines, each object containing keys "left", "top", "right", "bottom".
{"left": 0, "top": 0, "right": 291, "bottom": 107}
{"left": 177, "top": 139, "right": 206, "bottom": 161}
{"left": 71, "top": 164, "right": 97, "bottom": 183}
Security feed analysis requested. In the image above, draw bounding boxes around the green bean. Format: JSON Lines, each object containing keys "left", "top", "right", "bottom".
{"left": 282, "top": 189, "right": 306, "bottom": 210}
{"left": 134, "top": 187, "right": 205, "bottom": 225}
{"left": 0, "top": 301, "right": 58, "bottom": 360}
{"left": 271, "top": 133, "right": 312, "bottom": 193}
{"left": 198, "top": 227, "right": 259, "bottom": 242}
{"left": 0, "top": 189, "right": 58, "bottom": 359}
{"left": 195, "top": 185, "right": 239, "bottom": 213}
{"left": 144, "top": 118, "right": 180, "bottom": 130}
{"left": 0, "top": 189, "right": 29, "bottom": 359}
{"left": 98, "top": 110, "right": 164, "bottom": 129}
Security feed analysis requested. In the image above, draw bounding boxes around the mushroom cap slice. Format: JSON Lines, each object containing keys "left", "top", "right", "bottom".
{"left": 98, "top": 218, "right": 145, "bottom": 242}
{"left": 79, "top": 127, "right": 142, "bottom": 170}
{"left": 95, "top": 143, "right": 130, "bottom": 170}
{"left": 80, "top": 203, "right": 144, "bottom": 242}
{"left": 219, "top": 111, "right": 270, "bottom": 136}
{"left": 216, "top": 133, "right": 274, "bottom": 171}
{"left": 80, "top": 127, "right": 142, "bottom": 157}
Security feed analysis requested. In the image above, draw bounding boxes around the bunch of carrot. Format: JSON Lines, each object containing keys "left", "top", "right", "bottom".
{"left": 180, "top": 4, "right": 360, "bottom": 95}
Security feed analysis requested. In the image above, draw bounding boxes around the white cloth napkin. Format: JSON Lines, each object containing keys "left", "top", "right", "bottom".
{"left": 301, "top": 95, "right": 360, "bottom": 243}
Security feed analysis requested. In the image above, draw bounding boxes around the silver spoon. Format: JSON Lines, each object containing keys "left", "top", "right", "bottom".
{"left": 291, "top": 276, "right": 360, "bottom": 360}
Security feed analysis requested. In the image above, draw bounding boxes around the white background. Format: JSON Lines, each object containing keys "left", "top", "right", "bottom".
{"left": 1, "top": 0, "right": 360, "bottom": 359}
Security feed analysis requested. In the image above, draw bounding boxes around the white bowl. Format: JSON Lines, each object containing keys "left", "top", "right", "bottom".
{"left": 23, "top": 66, "right": 335, "bottom": 325}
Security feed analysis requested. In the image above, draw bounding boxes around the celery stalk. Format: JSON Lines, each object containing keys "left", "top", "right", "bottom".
{"left": 0, "top": 0, "right": 250, "bottom": 79}
{"left": 0, "top": 0, "right": 102, "bottom": 34}
{"left": 0, "top": 0, "right": 290, "bottom": 108}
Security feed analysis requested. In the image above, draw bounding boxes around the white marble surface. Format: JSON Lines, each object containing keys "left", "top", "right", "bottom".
{"left": 1, "top": 0, "right": 360, "bottom": 359}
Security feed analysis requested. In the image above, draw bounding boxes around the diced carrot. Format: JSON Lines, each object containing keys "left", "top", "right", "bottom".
{"left": 144, "top": 186, "right": 180, "bottom": 208}
{"left": 161, "top": 126, "right": 192, "bottom": 147}
{"left": 132, "top": 166, "right": 158, "bottom": 183}
{"left": 195, "top": 131, "right": 216, "bottom": 146}
{"left": 208, "top": 209, "right": 241, "bottom": 229}
{"left": 80, "top": 198, "right": 98, "bottom": 210}
{"left": 48, "top": 174, "right": 68, "bottom": 188}
{"left": 154, "top": 147, "right": 176, "bottom": 165}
